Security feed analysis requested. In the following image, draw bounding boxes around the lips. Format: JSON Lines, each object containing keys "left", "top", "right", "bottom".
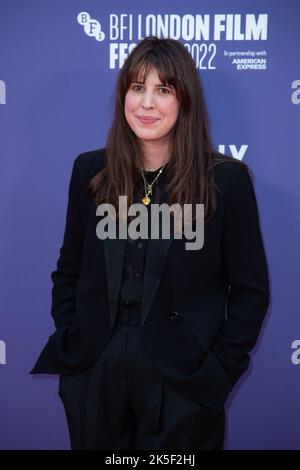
{"left": 137, "top": 116, "right": 159, "bottom": 124}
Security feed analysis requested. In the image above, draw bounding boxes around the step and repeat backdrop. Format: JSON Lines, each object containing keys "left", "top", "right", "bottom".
{"left": 0, "top": 0, "right": 299, "bottom": 450}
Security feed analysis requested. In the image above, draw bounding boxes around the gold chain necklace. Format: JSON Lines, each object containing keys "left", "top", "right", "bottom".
{"left": 140, "top": 163, "right": 167, "bottom": 205}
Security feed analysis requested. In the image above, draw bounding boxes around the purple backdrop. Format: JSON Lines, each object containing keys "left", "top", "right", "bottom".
{"left": 0, "top": 0, "right": 299, "bottom": 449}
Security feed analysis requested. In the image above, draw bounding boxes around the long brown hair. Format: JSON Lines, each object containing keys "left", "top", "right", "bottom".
{"left": 88, "top": 36, "right": 242, "bottom": 221}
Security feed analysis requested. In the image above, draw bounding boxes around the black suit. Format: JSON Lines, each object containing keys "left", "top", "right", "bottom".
{"left": 30, "top": 148, "right": 270, "bottom": 413}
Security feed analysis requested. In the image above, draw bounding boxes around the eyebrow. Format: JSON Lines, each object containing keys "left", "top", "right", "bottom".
{"left": 131, "top": 81, "right": 170, "bottom": 87}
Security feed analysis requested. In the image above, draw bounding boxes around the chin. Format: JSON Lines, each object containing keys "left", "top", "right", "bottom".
{"left": 138, "top": 134, "right": 163, "bottom": 142}
{"left": 135, "top": 130, "right": 159, "bottom": 138}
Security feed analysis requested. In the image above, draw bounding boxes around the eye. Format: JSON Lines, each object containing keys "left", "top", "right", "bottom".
{"left": 159, "top": 87, "right": 171, "bottom": 94}
{"left": 130, "top": 84, "right": 143, "bottom": 92}
{"left": 129, "top": 84, "right": 172, "bottom": 94}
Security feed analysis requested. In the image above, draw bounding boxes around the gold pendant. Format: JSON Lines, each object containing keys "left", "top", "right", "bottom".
{"left": 142, "top": 196, "right": 151, "bottom": 205}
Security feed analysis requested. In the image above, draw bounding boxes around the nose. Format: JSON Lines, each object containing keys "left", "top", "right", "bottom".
{"left": 141, "top": 90, "right": 155, "bottom": 109}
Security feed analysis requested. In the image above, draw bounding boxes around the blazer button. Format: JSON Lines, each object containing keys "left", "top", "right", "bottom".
{"left": 169, "top": 311, "right": 181, "bottom": 321}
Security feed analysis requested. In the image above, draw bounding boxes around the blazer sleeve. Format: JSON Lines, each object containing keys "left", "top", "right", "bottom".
{"left": 50, "top": 155, "right": 85, "bottom": 330}
{"left": 211, "top": 163, "right": 270, "bottom": 386}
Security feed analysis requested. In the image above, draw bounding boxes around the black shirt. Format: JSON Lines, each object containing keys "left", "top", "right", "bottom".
{"left": 118, "top": 166, "right": 167, "bottom": 306}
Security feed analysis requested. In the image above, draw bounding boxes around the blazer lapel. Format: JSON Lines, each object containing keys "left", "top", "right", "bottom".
{"left": 141, "top": 237, "right": 173, "bottom": 326}
{"left": 103, "top": 237, "right": 127, "bottom": 329}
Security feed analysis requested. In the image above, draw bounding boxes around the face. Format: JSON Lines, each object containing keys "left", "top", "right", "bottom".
{"left": 124, "top": 68, "right": 180, "bottom": 146}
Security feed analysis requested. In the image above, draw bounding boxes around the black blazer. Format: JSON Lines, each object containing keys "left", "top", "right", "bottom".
{"left": 30, "top": 148, "right": 270, "bottom": 410}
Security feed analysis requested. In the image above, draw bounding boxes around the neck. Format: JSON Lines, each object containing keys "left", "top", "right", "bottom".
{"left": 140, "top": 140, "right": 171, "bottom": 171}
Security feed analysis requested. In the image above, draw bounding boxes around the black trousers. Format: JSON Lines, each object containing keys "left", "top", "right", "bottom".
{"left": 58, "top": 305, "right": 225, "bottom": 450}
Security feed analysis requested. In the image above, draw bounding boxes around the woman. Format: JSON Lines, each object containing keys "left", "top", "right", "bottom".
{"left": 30, "top": 36, "right": 270, "bottom": 450}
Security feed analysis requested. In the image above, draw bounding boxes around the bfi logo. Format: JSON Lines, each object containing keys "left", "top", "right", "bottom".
{"left": 0, "top": 80, "right": 6, "bottom": 104}
{"left": 77, "top": 12, "right": 105, "bottom": 41}
{"left": 0, "top": 340, "right": 6, "bottom": 364}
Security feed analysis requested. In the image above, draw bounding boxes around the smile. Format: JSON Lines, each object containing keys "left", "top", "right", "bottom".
{"left": 136, "top": 116, "right": 160, "bottom": 125}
